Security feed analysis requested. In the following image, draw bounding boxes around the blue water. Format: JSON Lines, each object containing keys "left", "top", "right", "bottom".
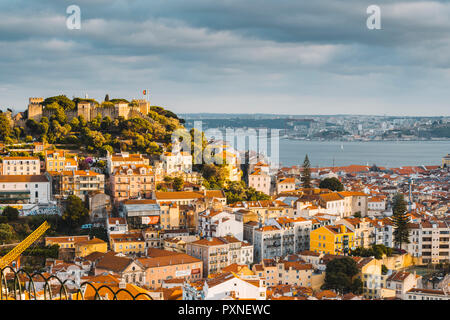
{"left": 278, "top": 140, "right": 450, "bottom": 168}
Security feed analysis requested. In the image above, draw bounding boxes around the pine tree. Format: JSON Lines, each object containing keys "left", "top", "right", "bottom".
{"left": 392, "top": 193, "right": 410, "bottom": 250}
{"left": 105, "top": 94, "right": 110, "bottom": 102}
{"left": 301, "top": 154, "right": 312, "bottom": 189}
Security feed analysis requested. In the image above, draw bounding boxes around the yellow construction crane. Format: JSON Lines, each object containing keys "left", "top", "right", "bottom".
{"left": 0, "top": 221, "right": 50, "bottom": 269}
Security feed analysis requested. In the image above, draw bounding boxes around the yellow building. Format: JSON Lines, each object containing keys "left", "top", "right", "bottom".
{"left": 45, "top": 235, "right": 90, "bottom": 249}
{"left": 110, "top": 231, "right": 146, "bottom": 256}
{"left": 310, "top": 225, "right": 355, "bottom": 255}
{"left": 45, "top": 149, "right": 78, "bottom": 172}
{"left": 75, "top": 237, "right": 108, "bottom": 257}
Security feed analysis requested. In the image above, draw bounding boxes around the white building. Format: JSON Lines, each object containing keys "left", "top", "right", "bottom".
{"left": 0, "top": 175, "right": 51, "bottom": 204}
{"left": 371, "top": 219, "right": 394, "bottom": 248}
{"left": 106, "top": 217, "right": 129, "bottom": 236}
{"left": 368, "top": 196, "right": 386, "bottom": 215}
{"left": 407, "top": 220, "right": 450, "bottom": 264}
{"left": 198, "top": 209, "right": 244, "bottom": 241}
{"left": 2, "top": 156, "right": 40, "bottom": 175}
{"left": 385, "top": 270, "right": 420, "bottom": 300}
{"left": 405, "top": 288, "right": 449, "bottom": 300}
{"left": 186, "top": 236, "right": 253, "bottom": 276}
{"left": 160, "top": 141, "right": 192, "bottom": 174}
{"left": 253, "top": 217, "right": 312, "bottom": 262}
{"left": 248, "top": 162, "right": 271, "bottom": 195}
{"left": 183, "top": 272, "right": 266, "bottom": 300}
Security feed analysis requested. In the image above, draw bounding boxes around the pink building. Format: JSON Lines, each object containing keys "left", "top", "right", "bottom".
{"left": 110, "top": 165, "right": 156, "bottom": 203}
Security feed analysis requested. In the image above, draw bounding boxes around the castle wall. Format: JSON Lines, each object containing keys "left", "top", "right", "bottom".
{"left": 28, "top": 104, "right": 43, "bottom": 122}
{"left": 26, "top": 98, "right": 151, "bottom": 123}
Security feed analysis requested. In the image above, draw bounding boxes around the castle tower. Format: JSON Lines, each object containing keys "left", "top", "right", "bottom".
{"left": 136, "top": 99, "right": 150, "bottom": 115}
{"left": 27, "top": 97, "right": 44, "bottom": 122}
{"left": 77, "top": 101, "right": 94, "bottom": 122}
{"left": 115, "top": 102, "right": 130, "bottom": 119}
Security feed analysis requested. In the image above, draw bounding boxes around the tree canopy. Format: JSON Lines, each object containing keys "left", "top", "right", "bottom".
{"left": 322, "top": 257, "right": 362, "bottom": 295}
{"left": 319, "top": 177, "right": 344, "bottom": 191}
{"left": 392, "top": 193, "right": 410, "bottom": 250}
{"left": 62, "top": 195, "right": 90, "bottom": 231}
{"left": 301, "top": 154, "right": 312, "bottom": 189}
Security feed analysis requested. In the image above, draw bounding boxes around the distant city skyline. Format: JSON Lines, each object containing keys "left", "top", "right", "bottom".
{"left": 1, "top": 0, "right": 450, "bottom": 116}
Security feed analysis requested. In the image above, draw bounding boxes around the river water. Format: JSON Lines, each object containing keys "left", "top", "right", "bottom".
{"left": 278, "top": 140, "right": 450, "bottom": 168}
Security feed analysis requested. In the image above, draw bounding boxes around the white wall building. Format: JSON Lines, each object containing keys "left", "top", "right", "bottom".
{"left": 2, "top": 157, "right": 40, "bottom": 175}
{"left": 160, "top": 141, "right": 192, "bottom": 174}
{"left": 183, "top": 272, "right": 266, "bottom": 300}
{"left": 198, "top": 209, "right": 244, "bottom": 241}
{"left": 0, "top": 175, "right": 51, "bottom": 204}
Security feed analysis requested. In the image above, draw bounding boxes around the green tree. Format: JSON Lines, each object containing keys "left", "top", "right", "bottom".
{"left": 322, "top": 257, "right": 360, "bottom": 294}
{"left": 2, "top": 206, "right": 19, "bottom": 221}
{"left": 62, "top": 195, "right": 89, "bottom": 231}
{"left": 42, "top": 95, "right": 76, "bottom": 110}
{"left": 301, "top": 154, "right": 312, "bottom": 189}
{"left": 319, "top": 177, "right": 344, "bottom": 191}
{"left": 392, "top": 193, "right": 410, "bottom": 250}
{"left": 381, "top": 264, "right": 388, "bottom": 275}
{"left": 173, "top": 177, "right": 184, "bottom": 191}
{"left": 351, "top": 278, "right": 364, "bottom": 295}
{"left": 0, "top": 112, "right": 12, "bottom": 140}
{"left": 0, "top": 223, "right": 15, "bottom": 244}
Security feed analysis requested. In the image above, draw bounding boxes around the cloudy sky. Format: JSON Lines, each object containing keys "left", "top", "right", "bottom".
{"left": 1, "top": 0, "right": 449, "bottom": 116}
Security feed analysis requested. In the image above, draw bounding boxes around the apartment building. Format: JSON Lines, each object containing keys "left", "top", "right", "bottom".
{"left": 0, "top": 175, "right": 51, "bottom": 204}
{"left": 335, "top": 217, "right": 375, "bottom": 248}
{"left": 2, "top": 156, "right": 40, "bottom": 175}
{"left": 310, "top": 225, "right": 355, "bottom": 255}
{"left": 407, "top": 220, "right": 450, "bottom": 264}
{"left": 160, "top": 146, "right": 192, "bottom": 174}
{"left": 252, "top": 257, "right": 313, "bottom": 288}
{"left": 45, "top": 235, "right": 90, "bottom": 249}
{"left": 109, "top": 231, "right": 146, "bottom": 256}
{"left": 49, "top": 170, "right": 105, "bottom": 198}
{"left": 109, "top": 165, "right": 155, "bottom": 203}
{"left": 106, "top": 152, "right": 150, "bottom": 174}
{"left": 252, "top": 217, "right": 312, "bottom": 262}
{"left": 276, "top": 177, "right": 296, "bottom": 194}
{"left": 74, "top": 237, "right": 108, "bottom": 258}
{"left": 198, "top": 209, "right": 244, "bottom": 241}
{"left": 158, "top": 202, "right": 182, "bottom": 230}
{"left": 337, "top": 191, "right": 369, "bottom": 217}
{"left": 385, "top": 270, "right": 421, "bottom": 299}
{"left": 229, "top": 200, "right": 294, "bottom": 223}
{"left": 318, "top": 193, "right": 346, "bottom": 217}
{"left": 368, "top": 196, "right": 387, "bottom": 214}
{"left": 183, "top": 271, "right": 266, "bottom": 300}
{"left": 45, "top": 149, "right": 78, "bottom": 172}
{"left": 106, "top": 217, "right": 128, "bottom": 236}
{"left": 371, "top": 218, "right": 394, "bottom": 248}
{"left": 248, "top": 169, "right": 271, "bottom": 196}
{"left": 154, "top": 190, "right": 227, "bottom": 206}
{"left": 186, "top": 236, "right": 253, "bottom": 276}
{"left": 137, "top": 249, "right": 202, "bottom": 289}
{"left": 405, "top": 288, "right": 449, "bottom": 300}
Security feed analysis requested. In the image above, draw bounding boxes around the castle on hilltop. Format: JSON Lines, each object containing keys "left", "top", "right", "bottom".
{"left": 27, "top": 97, "right": 150, "bottom": 123}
